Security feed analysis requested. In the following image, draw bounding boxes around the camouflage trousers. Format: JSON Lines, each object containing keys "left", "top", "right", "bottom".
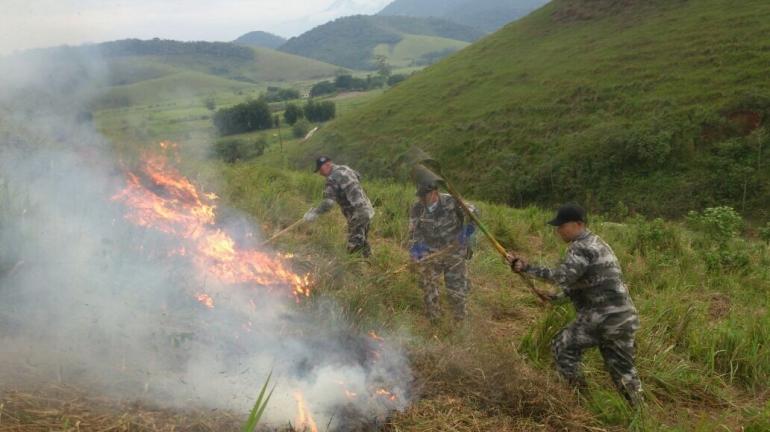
{"left": 417, "top": 251, "right": 469, "bottom": 321}
{"left": 551, "top": 310, "right": 642, "bottom": 405}
{"left": 346, "top": 213, "right": 371, "bottom": 257}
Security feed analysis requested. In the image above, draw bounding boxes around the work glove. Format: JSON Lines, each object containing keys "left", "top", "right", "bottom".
{"left": 409, "top": 243, "right": 429, "bottom": 262}
{"left": 303, "top": 209, "right": 318, "bottom": 223}
{"left": 457, "top": 223, "right": 476, "bottom": 246}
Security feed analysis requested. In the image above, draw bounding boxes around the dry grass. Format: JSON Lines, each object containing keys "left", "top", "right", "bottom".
{"left": 0, "top": 383, "right": 243, "bottom": 432}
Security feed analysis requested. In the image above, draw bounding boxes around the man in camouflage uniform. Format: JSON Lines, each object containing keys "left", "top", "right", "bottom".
{"left": 507, "top": 203, "right": 642, "bottom": 406}
{"left": 409, "top": 182, "right": 477, "bottom": 321}
{"left": 304, "top": 156, "right": 374, "bottom": 257}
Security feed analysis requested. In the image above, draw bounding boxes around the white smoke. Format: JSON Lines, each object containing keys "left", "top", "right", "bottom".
{"left": 0, "top": 48, "right": 410, "bottom": 430}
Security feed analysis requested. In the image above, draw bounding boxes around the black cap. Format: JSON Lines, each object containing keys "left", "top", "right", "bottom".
{"left": 547, "top": 203, "right": 587, "bottom": 226}
{"left": 416, "top": 182, "right": 438, "bottom": 197}
{"left": 314, "top": 156, "right": 331, "bottom": 172}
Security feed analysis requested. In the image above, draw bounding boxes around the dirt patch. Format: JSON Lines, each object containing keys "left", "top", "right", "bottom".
{"left": 707, "top": 292, "right": 732, "bottom": 320}
{"left": 727, "top": 110, "right": 764, "bottom": 135}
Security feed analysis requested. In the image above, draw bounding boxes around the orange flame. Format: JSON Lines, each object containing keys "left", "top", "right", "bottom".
{"left": 196, "top": 293, "right": 215, "bottom": 309}
{"left": 375, "top": 388, "right": 398, "bottom": 402}
{"left": 293, "top": 391, "right": 319, "bottom": 432}
{"left": 112, "top": 142, "right": 312, "bottom": 303}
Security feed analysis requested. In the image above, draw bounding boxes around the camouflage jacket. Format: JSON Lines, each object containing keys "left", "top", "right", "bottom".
{"left": 315, "top": 164, "right": 374, "bottom": 220}
{"left": 409, "top": 193, "right": 477, "bottom": 252}
{"left": 524, "top": 230, "right": 636, "bottom": 314}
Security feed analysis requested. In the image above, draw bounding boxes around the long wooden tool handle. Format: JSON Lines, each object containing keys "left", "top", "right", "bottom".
{"left": 260, "top": 219, "right": 304, "bottom": 247}
{"left": 426, "top": 166, "right": 547, "bottom": 304}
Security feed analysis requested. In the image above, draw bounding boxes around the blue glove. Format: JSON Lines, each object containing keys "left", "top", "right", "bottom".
{"left": 409, "top": 243, "right": 429, "bottom": 261}
{"left": 457, "top": 224, "right": 476, "bottom": 246}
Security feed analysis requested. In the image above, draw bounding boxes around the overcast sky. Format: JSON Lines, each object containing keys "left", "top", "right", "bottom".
{"left": 0, "top": 0, "right": 393, "bottom": 54}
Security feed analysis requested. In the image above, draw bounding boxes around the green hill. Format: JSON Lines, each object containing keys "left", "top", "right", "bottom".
{"left": 15, "top": 39, "right": 341, "bottom": 109}
{"left": 278, "top": 15, "right": 484, "bottom": 70}
{"left": 379, "top": 0, "right": 548, "bottom": 32}
{"left": 304, "top": 0, "right": 770, "bottom": 219}
{"left": 233, "top": 31, "right": 287, "bottom": 49}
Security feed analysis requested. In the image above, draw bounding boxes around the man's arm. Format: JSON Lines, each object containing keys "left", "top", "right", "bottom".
{"left": 523, "top": 246, "right": 591, "bottom": 291}
{"left": 304, "top": 182, "right": 336, "bottom": 222}
{"left": 315, "top": 181, "right": 338, "bottom": 215}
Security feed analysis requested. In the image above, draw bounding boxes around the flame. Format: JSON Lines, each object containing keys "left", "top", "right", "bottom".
{"left": 293, "top": 391, "right": 319, "bottom": 432}
{"left": 196, "top": 293, "right": 215, "bottom": 309}
{"left": 375, "top": 388, "right": 398, "bottom": 402}
{"left": 112, "top": 142, "right": 312, "bottom": 302}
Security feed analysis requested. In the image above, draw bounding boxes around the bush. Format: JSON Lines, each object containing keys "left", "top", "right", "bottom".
{"left": 213, "top": 100, "right": 273, "bottom": 136}
{"left": 213, "top": 137, "right": 267, "bottom": 163}
{"left": 263, "top": 87, "right": 300, "bottom": 102}
{"left": 292, "top": 119, "right": 312, "bottom": 139}
{"left": 687, "top": 206, "right": 749, "bottom": 272}
{"left": 284, "top": 103, "right": 304, "bottom": 125}
{"left": 686, "top": 206, "right": 744, "bottom": 245}
{"left": 304, "top": 100, "right": 336, "bottom": 122}
{"left": 309, "top": 81, "right": 336, "bottom": 97}
{"left": 759, "top": 222, "right": 770, "bottom": 244}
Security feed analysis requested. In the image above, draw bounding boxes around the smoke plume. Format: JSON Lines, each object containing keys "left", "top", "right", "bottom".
{"left": 0, "top": 47, "right": 410, "bottom": 430}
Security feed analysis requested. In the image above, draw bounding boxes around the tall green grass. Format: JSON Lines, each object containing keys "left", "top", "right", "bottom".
{"left": 203, "top": 159, "right": 770, "bottom": 430}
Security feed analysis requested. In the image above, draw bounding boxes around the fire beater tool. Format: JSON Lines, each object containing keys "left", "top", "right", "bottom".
{"left": 406, "top": 147, "right": 549, "bottom": 303}
{"left": 260, "top": 219, "right": 305, "bottom": 247}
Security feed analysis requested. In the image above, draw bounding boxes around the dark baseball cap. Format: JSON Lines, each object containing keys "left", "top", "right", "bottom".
{"left": 416, "top": 182, "right": 438, "bottom": 197}
{"left": 547, "top": 203, "right": 587, "bottom": 226}
{"left": 314, "top": 156, "right": 331, "bottom": 172}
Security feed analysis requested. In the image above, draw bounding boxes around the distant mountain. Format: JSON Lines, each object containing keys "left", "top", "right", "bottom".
{"left": 278, "top": 15, "right": 484, "bottom": 70}
{"left": 233, "top": 31, "right": 287, "bottom": 50}
{"left": 378, "top": 0, "right": 549, "bottom": 32}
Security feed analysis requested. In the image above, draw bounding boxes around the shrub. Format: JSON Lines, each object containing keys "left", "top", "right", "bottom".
{"left": 284, "top": 103, "right": 304, "bottom": 126}
{"left": 213, "top": 99, "right": 273, "bottom": 136}
{"left": 687, "top": 207, "right": 749, "bottom": 272}
{"left": 759, "top": 222, "right": 770, "bottom": 244}
{"left": 686, "top": 206, "right": 744, "bottom": 245}
{"left": 292, "top": 119, "right": 311, "bottom": 139}
{"left": 213, "top": 137, "right": 267, "bottom": 163}
{"left": 304, "top": 100, "right": 336, "bottom": 122}
{"left": 309, "top": 81, "right": 336, "bottom": 97}
{"left": 263, "top": 87, "right": 300, "bottom": 102}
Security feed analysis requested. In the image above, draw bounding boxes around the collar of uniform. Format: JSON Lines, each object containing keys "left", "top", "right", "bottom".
{"left": 574, "top": 229, "right": 592, "bottom": 242}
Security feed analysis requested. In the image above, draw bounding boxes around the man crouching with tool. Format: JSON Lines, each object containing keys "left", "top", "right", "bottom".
{"left": 507, "top": 203, "right": 643, "bottom": 406}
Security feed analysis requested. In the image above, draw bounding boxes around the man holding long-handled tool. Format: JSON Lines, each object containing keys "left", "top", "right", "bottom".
{"left": 303, "top": 156, "right": 375, "bottom": 257}
{"left": 406, "top": 147, "right": 550, "bottom": 305}
{"left": 507, "top": 203, "right": 643, "bottom": 406}
{"left": 409, "top": 181, "right": 478, "bottom": 322}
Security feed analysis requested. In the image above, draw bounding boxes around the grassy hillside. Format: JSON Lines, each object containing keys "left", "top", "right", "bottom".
{"left": 303, "top": 0, "right": 770, "bottom": 219}
{"left": 233, "top": 30, "right": 287, "bottom": 49}
{"left": 16, "top": 39, "right": 341, "bottom": 109}
{"left": 379, "top": 0, "right": 548, "bottom": 32}
{"left": 373, "top": 34, "right": 469, "bottom": 68}
{"left": 181, "top": 150, "right": 770, "bottom": 431}
{"left": 278, "top": 15, "right": 484, "bottom": 70}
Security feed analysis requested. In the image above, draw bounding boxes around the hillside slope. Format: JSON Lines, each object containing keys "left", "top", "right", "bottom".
{"left": 278, "top": 15, "right": 484, "bottom": 70}
{"left": 379, "top": 0, "right": 548, "bottom": 32}
{"left": 306, "top": 0, "right": 770, "bottom": 218}
{"left": 233, "top": 31, "right": 287, "bottom": 49}
{"left": 14, "top": 39, "right": 341, "bottom": 108}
